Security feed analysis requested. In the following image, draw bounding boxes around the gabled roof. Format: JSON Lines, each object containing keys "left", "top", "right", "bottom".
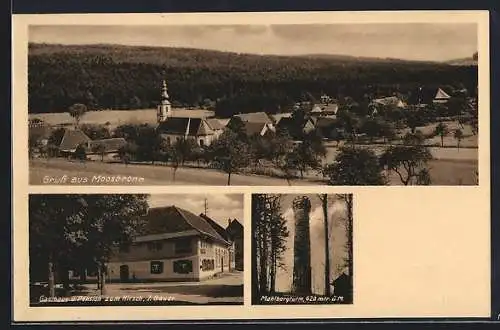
{"left": 272, "top": 113, "right": 292, "bottom": 124}
{"left": 234, "top": 112, "right": 273, "bottom": 124}
{"left": 434, "top": 88, "right": 451, "bottom": 100}
{"left": 157, "top": 117, "right": 215, "bottom": 136}
{"left": 199, "top": 214, "right": 230, "bottom": 241}
{"left": 141, "top": 206, "right": 230, "bottom": 245}
{"left": 371, "top": 96, "right": 406, "bottom": 107}
{"left": 59, "top": 129, "right": 91, "bottom": 152}
{"left": 242, "top": 121, "right": 270, "bottom": 136}
{"left": 206, "top": 118, "right": 224, "bottom": 130}
{"left": 89, "top": 138, "right": 127, "bottom": 153}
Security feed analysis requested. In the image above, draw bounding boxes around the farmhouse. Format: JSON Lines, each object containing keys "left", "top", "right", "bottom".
{"left": 433, "top": 88, "right": 452, "bottom": 104}
{"left": 55, "top": 128, "right": 127, "bottom": 160}
{"left": 87, "top": 137, "right": 127, "bottom": 161}
{"left": 226, "top": 112, "right": 276, "bottom": 137}
{"left": 58, "top": 128, "right": 92, "bottom": 154}
{"left": 70, "top": 205, "right": 237, "bottom": 283}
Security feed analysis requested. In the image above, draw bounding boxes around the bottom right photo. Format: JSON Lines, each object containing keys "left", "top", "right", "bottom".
{"left": 251, "top": 193, "right": 353, "bottom": 305}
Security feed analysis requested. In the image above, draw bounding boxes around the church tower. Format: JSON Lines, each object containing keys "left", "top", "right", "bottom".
{"left": 157, "top": 79, "right": 172, "bottom": 123}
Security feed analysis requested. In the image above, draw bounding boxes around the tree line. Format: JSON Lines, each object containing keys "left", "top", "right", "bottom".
{"left": 28, "top": 43, "right": 477, "bottom": 117}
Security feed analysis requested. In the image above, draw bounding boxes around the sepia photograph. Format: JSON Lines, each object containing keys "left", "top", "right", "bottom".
{"left": 28, "top": 193, "right": 244, "bottom": 306}
{"left": 251, "top": 193, "right": 353, "bottom": 305}
{"left": 27, "top": 22, "right": 479, "bottom": 186}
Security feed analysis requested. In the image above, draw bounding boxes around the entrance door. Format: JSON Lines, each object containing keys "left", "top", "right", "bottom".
{"left": 119, "top": 265, "right": 129, "bottom": 282}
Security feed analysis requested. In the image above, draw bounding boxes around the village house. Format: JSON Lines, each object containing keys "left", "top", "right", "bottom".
{"left": 70, "top": 205, "right": 237, "bottom": 283}
{"left": 310, "top": 94, "right": 339, "bottom": 117}
{"left": 56, "top": 128, "right": 126, "bottom": 160}
{"left": 433, "top": 87, "right": 452, "bottom": 104}
{"left": 227, "top": 112, "right": 276, "bottom": 137}
{"left": 368, "top": 96, "right": 406, "bottom": 115}
{"left": 155, "top": 80, "right": 222, "bottom": 146}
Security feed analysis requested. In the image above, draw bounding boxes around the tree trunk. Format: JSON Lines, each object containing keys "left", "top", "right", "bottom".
{"left": 61, "top": 264, "right": 70, "bottom": 294}
{"left": 259, "top": 223, "right": 268, "bottom": 294}
{"left": 322, "top": 195, "right": 331, "bottom": 296}
{"left": 47, "top": 255, "right": 56, "bottom": 298}
{"left": 441, "top": 136, "right": 444, "bottom": 147}
{"left": 227, "top": 172, "right": 231, "bottom": 186}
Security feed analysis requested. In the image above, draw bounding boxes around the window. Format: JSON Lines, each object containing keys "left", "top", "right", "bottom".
{"left": 201, "top": 259, "right": 215, "bottom": 271}
{"left": 150, "top": 261, "right": 164, "bottom": 274}
{"left": 199, "top": 139, "right": 204, "bottom": 147}
{"left": 175, "top": 238, "right": 192, "bottom": 254}
{"left": 173, "top": 260, "right": 193, "bottom": 274}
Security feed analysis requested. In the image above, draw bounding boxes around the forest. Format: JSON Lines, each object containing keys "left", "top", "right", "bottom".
{"left": 28, "top": 43, "right": 477, "bottom": 117}
{"left": 252, "top": 194, "right": 353, "bottom": 303}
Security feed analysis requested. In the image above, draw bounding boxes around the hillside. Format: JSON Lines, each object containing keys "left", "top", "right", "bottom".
{"left": 28, "top": 43, "right": 478, "bottom": 117}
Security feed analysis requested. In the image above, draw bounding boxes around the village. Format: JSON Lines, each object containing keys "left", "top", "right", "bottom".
{"left": 28, "top": 77, "right": 478, "bottom": 186}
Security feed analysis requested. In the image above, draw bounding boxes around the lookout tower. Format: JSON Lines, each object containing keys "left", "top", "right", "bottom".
{"left": 292, "top": 195, "right": 312, "bottom": 295}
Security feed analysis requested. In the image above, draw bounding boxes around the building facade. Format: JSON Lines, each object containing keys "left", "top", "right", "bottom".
{"left": 70, "top": 205, "right": 236, "bottom": 283}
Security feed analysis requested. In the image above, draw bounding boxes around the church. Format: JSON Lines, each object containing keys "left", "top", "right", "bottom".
{"left": 155, "top": 80, "right": 224, "bottom": 147}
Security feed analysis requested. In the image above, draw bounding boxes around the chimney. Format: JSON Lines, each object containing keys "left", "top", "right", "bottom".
{"left": 228, "top": 218, "right": 232, "bottom": 226}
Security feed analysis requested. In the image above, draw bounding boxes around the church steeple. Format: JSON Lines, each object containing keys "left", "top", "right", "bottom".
{"left": 157, "top": 79, "right": 172, "bottom": 123}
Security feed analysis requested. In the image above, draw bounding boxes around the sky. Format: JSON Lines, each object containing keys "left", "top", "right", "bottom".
{"left": 256, "top": 194, "right": 351, "bottom": 295}
{"left": 147, "top": 194, "right": 244, "bottom": 228}
{"left": 29, "top": 23, "right": 477, "bottom": 62}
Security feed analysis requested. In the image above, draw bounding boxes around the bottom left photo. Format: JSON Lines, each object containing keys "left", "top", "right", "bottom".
{"left": 28, "top": 193, "right": 244, "bottom": 306}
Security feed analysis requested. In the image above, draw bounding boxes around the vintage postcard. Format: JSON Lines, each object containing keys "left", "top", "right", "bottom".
{"left": 12, "top": 10, "right": 491, "bottom": 323}
{"left": 18, "top": 12, "right": 486, "bottom": 187}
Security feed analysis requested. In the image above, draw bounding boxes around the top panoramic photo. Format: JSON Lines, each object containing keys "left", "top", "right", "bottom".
{"left": 27, "top": 18, "right": 482, "bottom": 186}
